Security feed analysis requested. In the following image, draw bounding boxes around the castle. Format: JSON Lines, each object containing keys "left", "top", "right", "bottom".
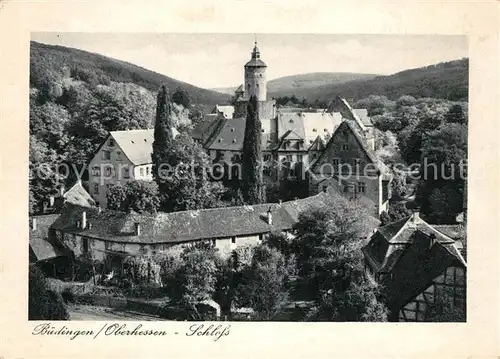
{"left": 194, "top": 42, "right": 391, "bottom": 215}
{"left": 85, "top": 42, "right": 391, "bottom": 215}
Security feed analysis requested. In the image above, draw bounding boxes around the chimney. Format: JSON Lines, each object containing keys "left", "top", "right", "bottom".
{"left": 266, "top": 208, "right": 273, "bottom": 225}
{"left": 81, "top": 211, "right": 87, "bottom": 229}
{"left": 408, "top": 208, "right": 420, "bottom": 229}
{"left": 134, "top": 222, "right": 141, "bottom": 236}
{"left": 32, "top": 217, "right": 37, "bottom": 231}
{"left": 429, "top": 234, "right": 436, "bottom": 250}
{"left": 49, "top": 195, "right": 55, "bottom": 207}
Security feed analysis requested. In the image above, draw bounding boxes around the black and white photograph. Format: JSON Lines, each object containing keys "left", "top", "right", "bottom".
{"left": 28, "top": 33, "right": 468, "bottom": 323}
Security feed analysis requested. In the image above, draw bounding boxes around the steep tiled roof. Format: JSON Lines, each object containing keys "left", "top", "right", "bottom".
{"left": 109, "top": 129, "right": 155, "bottom": 165}
{"left": 51, "top": 193, "right": 335, "bottom": 245}
{"left": 192, "top": 115, "right": 224, "bottom": 145}
{"left": 63, "top": 181, "right": 95, "bottom": 208}
{"left": 214, "top": 105, "right": 235, "bottom": 119}
{"left": 363, "top": 213, "right": 467, "bottom": 310}
{"left": 206, "top": 117, "right": 276, "bottom": 151}
{"left": 312, "top": 120, "right": 380, "bottom": 173}
{"left": 353, "top": 109, "right": 373, "bottom": 127}
{"left": 29, "top": 214, "right": 64, "bottom": 261}
{"left": 276, "top": 111, "right": 342, "bottom": 144}
{"left": 245, "top": 58, "right": 267, "bottom": 67}
{"left": 308, "top": 136, "right": 325, "bottom": 151}
{"left": 363, "top": 213, "right": 466, "bottom": 273}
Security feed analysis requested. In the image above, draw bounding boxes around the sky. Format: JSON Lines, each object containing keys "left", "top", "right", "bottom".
{"left": 32, "top": 33, "right": 468, "bottom": 89}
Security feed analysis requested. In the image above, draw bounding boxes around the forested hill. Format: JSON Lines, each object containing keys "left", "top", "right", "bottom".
{"left": 294, "top": 59, "right": 469, "bottom": 103}
{"left": 30, "top": 41, "right": 231, "bottom": 105}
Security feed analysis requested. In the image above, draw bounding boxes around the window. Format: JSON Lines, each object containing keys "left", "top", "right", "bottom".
{"left": 312, "top": 153, "right": 318, "bottom": 159}
{"left": 263, "top": 154, "right": 271, "bottom": 162}
{"left": 93, "top": 183, "right": 99, "bottom": 195}
{"left": 322, "top": 185, "right": 328, "bottom": 193}
{"left": 212, "top": 239, "right": 216, "bottom": 247}
{"left": 297, "top": 154, "right": 303, "bottom": 162}
{"left": 354, "top": 158, "right": 360, "bottom": 167}
{"left": 289, "top": 169, "right": 295, "bottom": 177}
{"left": 146, "top": 166, "right": 150, "bottom": 175}
{"left": 82, "top": 238, "right": 89, "bottom": 253}
{"left": 139, "top": 167, "right": 144, "bottom": 177}
{"left": 116, "top": 151, "right": 122, "bottom": 161}
{"left": 91, "top": 166, "right": 101, "bottom": 176}
{"left": 286, "top": 155, "right": 293, "bottom": 162}
{"left": 123, "top": 167, "right": 130, "bottom": 179}
{"left": 231, "top": 237, "right": 236, "bottom": 244}
{"left": 333, "top": 158, "right": 339, "bottom": 167}
{"left": 102, "top": 150, "right": 111, "bottom": 160}
{"left": 104, "top": 166, "right": 112, "bottom": 177}
{"left": 108, "top": 138, "right": 115, "bottom": 147}
{"left": 341, "top": 144, "right": 349, "bottom": 151}
{"left": 357, "top": 182, "right": 366, "bottom": 193}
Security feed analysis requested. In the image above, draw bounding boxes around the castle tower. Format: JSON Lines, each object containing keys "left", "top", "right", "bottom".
{"left": 244, "top": 42, "right": 267, "bottom": 101}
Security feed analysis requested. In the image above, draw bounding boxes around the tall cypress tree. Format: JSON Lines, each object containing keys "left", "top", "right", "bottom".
{"left": 152, "top": 85, "right": 174, "bottom": 190}
{"left": 241, "top": 95, "right": 264, "bottom": 204}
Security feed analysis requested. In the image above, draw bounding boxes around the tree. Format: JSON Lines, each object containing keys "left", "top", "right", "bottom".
{"left": 106, "top": 184, "right": 128, "bottom": 211}
{"left": 123, "top": 256, "right": 162, "bottom": 286}
{"left": 292, "top": 192, "right": 387, "bottom": 321}
{"left": 29, "top": 136, "right": 66, "bottom": 213}
{"left": 29, "top": 265, "right": 69, "bottom": 320}
{"left": 241, "top": 95, "right": 264, "bottom": 204}
{"left": 107, "top": 180, "right": 161, "bottom": 213}
{"left": 172, "top": 86, "right": 191, "bottom": 108}
{"left": 445, "top": 103, "right": 467, "bottom": 125}
{"left": 233, "top": 245, "right": 290, "bottom": 320}
{"left": 156, "top": 133, "right": 226, "bottom": 212}
{"left": 152, "top": 85, "right": 175, "bottom": 197}
{"left": 175, "top": 243, "right": 219, "bottom": 311}
{"left": 380, "top": 202, "right": 412, "bottom": 225}
{"left": 418, "top": 123, "right": 467, "bottom": 222}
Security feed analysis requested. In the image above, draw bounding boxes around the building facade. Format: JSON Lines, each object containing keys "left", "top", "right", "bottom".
{"left": 48, "top": 193, "right": 334, "bottom": 274}
{"left": 362, "top": 211, "right": 467, "bottom": 322}
{"left": 88, "top": 129, "right": 160, "bottom": 208}
{"left": 308, "top": 120, "right": 392, "bottom": 216}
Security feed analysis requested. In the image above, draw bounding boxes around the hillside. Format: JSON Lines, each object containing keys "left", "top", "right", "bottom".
{"left": 296, "top": 59, "right": 469, "bottom": 102}
{"left": 211, "top": 72, "right": 377, "bottom": 97}
{"left": 267, "top": 72, "right": 378, "bottom": 98}
{"left": 30, "top": 41, "right": 230, "bottom": 105}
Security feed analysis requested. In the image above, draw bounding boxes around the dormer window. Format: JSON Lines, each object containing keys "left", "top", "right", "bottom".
{"left": 324, "top": 129, "right": 328, "bottom": 132}
{"left": 108, "top": 139, "right": 115, "bottom": 147}
{"left": 312, "top": 128, "right": 317, "bottom": 132}
{"left": 230, "top": 128, "right": 234, "bottom": 132}
{"left": 289, "top": 119, "right": 294, "bottom": 123}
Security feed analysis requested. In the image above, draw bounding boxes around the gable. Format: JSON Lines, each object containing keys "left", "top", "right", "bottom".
{"left": 311, "top": 121, "right": 378, "bottom": 174}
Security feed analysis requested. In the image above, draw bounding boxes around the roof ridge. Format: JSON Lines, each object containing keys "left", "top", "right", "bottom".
{"left": 387, "top": 216, "right": 412, "bottom": 243}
